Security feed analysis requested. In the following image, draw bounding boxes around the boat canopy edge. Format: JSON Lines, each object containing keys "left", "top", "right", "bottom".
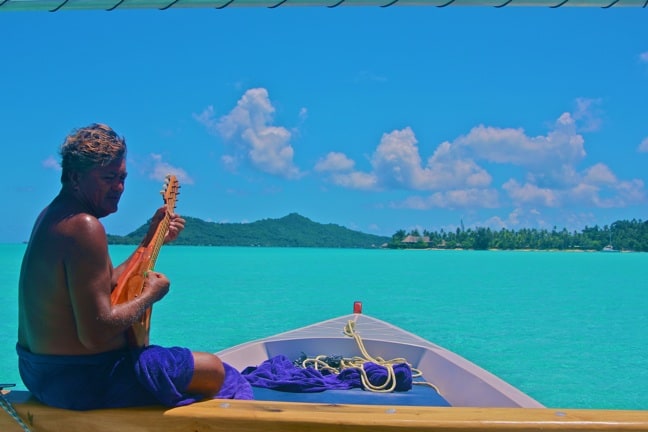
{"left": 1, "top": 0, "right": 646, "bottom": 12}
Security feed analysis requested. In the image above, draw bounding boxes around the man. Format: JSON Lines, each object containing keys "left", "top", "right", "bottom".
{"left": 17, "top": 123, "right": 251, "bottom": 410}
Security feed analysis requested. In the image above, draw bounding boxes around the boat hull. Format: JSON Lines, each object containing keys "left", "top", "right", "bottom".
{"left": 4, "top": 313, "right": 648, "bottom": 431}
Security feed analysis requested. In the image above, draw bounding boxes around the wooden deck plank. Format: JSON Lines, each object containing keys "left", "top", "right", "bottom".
{"left": 3, "top": 395, "right": 648, "bottom": 432}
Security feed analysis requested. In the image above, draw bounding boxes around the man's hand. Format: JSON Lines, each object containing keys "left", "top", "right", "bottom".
{"left": 142, "top": 207, "right": 185, "bottom": 245}
{"left": 165, "top": 213, "right": 185, "bottom": 244}
{"left": 142, "top": 271, "right": 170, "bottom": 303}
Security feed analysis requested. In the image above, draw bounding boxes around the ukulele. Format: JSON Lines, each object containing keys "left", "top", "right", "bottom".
{"left": 110, "top": 174, "right": 180, "bottom": 347}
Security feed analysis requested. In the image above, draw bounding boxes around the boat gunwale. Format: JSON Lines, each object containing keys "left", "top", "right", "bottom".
{"left": 4, "top": 394, "right": 648, "bottom": 432}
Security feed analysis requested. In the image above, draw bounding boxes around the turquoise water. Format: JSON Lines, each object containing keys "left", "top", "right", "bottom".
{"left": 2, "top": 244, "right": 647, "bottom": 410}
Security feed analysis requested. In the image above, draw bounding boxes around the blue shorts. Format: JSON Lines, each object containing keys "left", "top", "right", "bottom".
{"left": 17, "top": 343, "right": 199, "bottom": 410}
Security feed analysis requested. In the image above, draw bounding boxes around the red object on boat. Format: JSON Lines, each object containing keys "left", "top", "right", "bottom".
{"left": 353, "top": 301, "right": 363, "bottom": 314}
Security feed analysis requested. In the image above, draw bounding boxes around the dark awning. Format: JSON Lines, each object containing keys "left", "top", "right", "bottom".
{"left": 0, "top": 0, "right": 645, "bottom": 12}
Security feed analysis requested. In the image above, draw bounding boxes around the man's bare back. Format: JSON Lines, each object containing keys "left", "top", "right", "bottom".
{"left": 18, "top": 192, "right": 129, "bottom": 355}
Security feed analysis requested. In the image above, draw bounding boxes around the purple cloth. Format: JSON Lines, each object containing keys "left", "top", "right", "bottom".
{"left": 135, "top": 347, "right": 253, "bottom": 402}
{"left": 241, "top": 355, "right": 412, "bottom": 393}
{"left": 132, "top": 345, "right": 201, "bottom": 407}
{"left": 17, "top": 343, "right": 252, "bottom": 410}
{"left": 17, "top": 343, "right": 184, "bottom": 410}
{"left": 216, "top": 363, "right": 254, "bottom": 400}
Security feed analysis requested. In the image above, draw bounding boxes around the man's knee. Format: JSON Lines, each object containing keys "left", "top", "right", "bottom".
{"left": 187, "top": 352, "right": 226, "bottom": 397}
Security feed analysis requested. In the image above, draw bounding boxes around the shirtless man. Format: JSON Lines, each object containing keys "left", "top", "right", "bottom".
{"left": 16, "top": 124, "right": 247, "bottom": 410}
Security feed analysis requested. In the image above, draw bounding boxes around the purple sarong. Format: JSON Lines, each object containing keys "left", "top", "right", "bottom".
{"left": 17, "top": 343, "right": 252, "bottom": 410}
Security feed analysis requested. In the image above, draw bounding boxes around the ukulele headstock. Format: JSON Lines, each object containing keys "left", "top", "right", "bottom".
{"left": 161, "top": 174, "right": 180, "bottom": 211}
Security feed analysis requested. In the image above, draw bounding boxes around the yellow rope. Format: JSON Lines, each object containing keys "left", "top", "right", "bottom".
{"left": 300, "top": 319, "right": 441, "bottom": 394}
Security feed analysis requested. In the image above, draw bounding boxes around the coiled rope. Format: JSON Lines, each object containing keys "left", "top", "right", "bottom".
{"left": 298, "top": 320, "right": 441, "bottom": 394}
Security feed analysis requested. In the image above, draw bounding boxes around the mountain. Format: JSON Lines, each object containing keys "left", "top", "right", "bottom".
{"left": 107, "top": 213, "right": 389, "bottom": 248}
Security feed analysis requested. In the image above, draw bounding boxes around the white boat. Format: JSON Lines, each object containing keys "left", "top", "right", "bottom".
{"left": 3, "top": 307, "right": 648, "bottom": 431}
{"left": 217, "top": 310, "right": 542, "bottom": 408}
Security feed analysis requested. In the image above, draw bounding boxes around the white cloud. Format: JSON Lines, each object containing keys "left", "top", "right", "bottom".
{"left": 453, "top": 112, "right": 586, "bottom": 168}
{"left": 565, "top": 182, "right": 602, "bottom": 206}
{"left": 474, "top": 208, "right": 550, "bottom": 231}
{"left": 199, "top": 92, "right": 644, "bottom": 215}
{"left": 42, "top": 155, "right": 60, "bottom": 171}
{"left": 583, "top": 163, "right": 616, "bottom": 185}
{"left": 149, "top": 154, "right": 194, "bottom": 185}
{"left": 221, "top": 154, "right": 239, "bottom": 172}
{"left": 424, "top": 141, "right": 492, "bottom": 189}
{"left": 316, "top": 127, "right": 492, "bottom": 192}
{"left": 370, "top": 127, "right": 427, "bottom": 189}
{"left": 193, "top": 105, "right": 219, "bottom": 135}
{"left": 216, "top": 88, "right": 275, "bottom": 139}
{"left": 314, "top": 152, "right": 355, "bottom": 172}
{"left": 565, "top": 173, "right": 645, "bottom": 209}
{"left": 329, "top": 171, "right": 378, "bottom": 190}
{"left": 195, "top": 88, "right": 301, "bottom": 179}
{"left": 503, "top": 208, "right": 549, "bottom": 230}
{"left": 503, "top": 166, "right": 645, "bottom": 210}
{"left": 481, "top": 215, "right": 507, "bottom": 230}
{"left": 610, "top": 178, "right": 646, "bottom": 205}
{"left": 526, "top": 164, "right": 582, "bottom": 190}
{"left": 319, "top": 114, "right": 589, "bottom": 200}
{"left": 638, "top": 137, "right": 648, "bottom": 153}
{"left": 503, "top": 179, "right": 559, "bottom": 207}
{"left": 572, "top": 97, "right": 603, "bottom": 132}
{"left": 394, "top": 188, "right": 499, "bottom": 210}
{"left": 313, "top": 104, "right": 645, "bottom": 212}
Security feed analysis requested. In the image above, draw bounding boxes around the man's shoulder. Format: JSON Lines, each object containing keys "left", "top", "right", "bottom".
{"left": 39, "top": 206, "right": 107, "bottom": 245}
{"left": 62, "top": 213, "right": 107, "bottom": 240}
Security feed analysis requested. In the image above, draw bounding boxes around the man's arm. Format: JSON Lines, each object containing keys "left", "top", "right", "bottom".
{"left": 65, "top": 214, "right": 169, "bottom": 350}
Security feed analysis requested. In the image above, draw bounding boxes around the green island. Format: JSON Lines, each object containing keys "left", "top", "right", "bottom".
{"left": 107, "top": 213, "right": 648, "bottom": 252}
{"left": 107, "top": 213, "right": 389, "bottom": 249}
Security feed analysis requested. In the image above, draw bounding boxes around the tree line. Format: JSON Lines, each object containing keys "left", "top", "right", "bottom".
{"left": 388, "top": 219, "right": 648, "bottom": 252}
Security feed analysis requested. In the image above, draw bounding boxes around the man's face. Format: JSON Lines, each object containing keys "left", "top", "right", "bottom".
{"left": 77, "top": 158, "right": 127, "bottom": 218}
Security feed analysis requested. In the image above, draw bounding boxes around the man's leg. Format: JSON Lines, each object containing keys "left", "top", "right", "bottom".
{"left": 186, "top": 352, "right": 226, "bottom": 397}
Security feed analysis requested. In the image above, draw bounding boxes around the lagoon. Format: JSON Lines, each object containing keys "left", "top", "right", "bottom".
{"left": 2, "top": 244, "right": 647, "bottom": 409}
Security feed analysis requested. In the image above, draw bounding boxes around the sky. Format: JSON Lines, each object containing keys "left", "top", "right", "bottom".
{"left": 1, "top": 5, "right": 647, "bottom": 243}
